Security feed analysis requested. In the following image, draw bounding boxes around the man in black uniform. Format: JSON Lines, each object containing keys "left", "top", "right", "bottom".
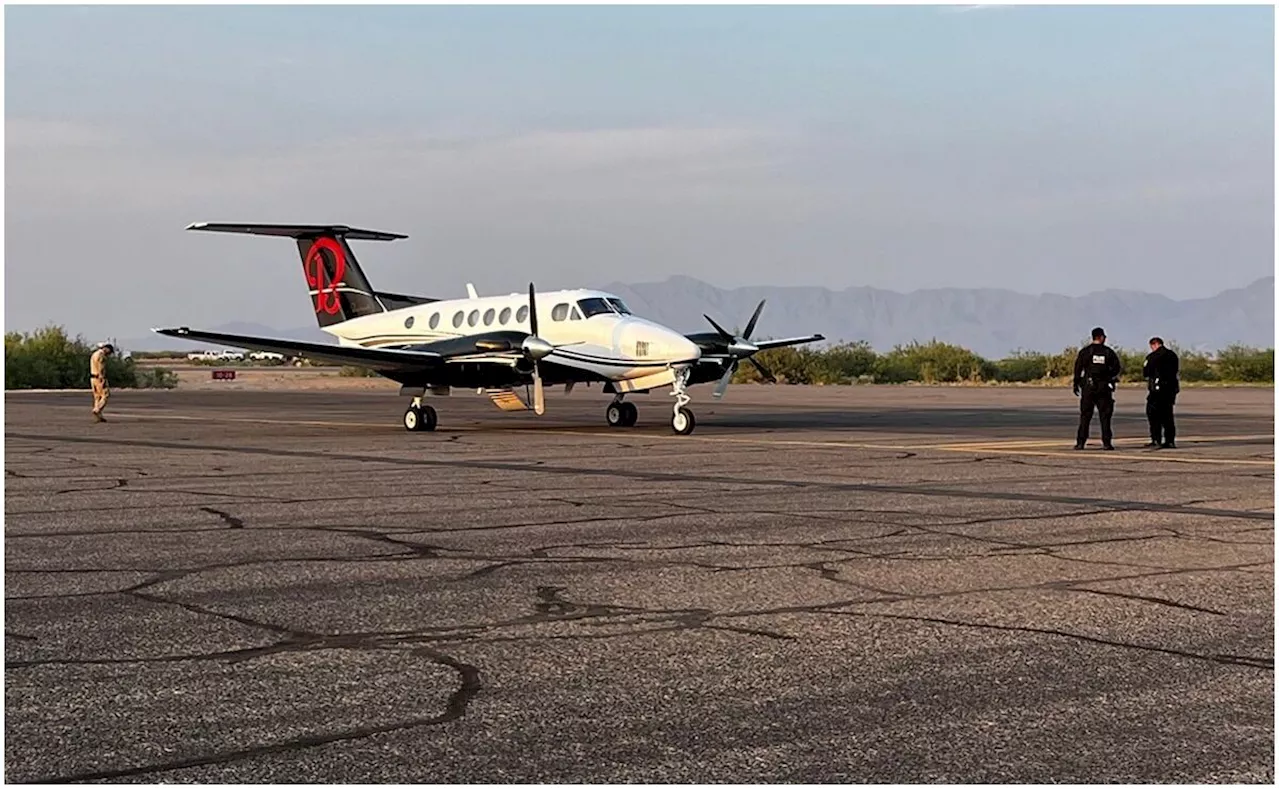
{"left": 1142, "top": 336, "right": 1179, "bottom": 448}
{"left": 1073, "top": 327, "right": 1122, "bottom": 450}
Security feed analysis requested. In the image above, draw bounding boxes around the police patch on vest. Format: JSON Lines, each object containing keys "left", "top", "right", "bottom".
{"left": 1092, "top": 355, "right": 1106, "bottom": 364}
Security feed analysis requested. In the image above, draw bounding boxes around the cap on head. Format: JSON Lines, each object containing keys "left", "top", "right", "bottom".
{"left": 1091, "top": 327, "right": 1106, "bottom": 341}
{"left": 1149, "top": 336, "right": 1163, "bottom": 346}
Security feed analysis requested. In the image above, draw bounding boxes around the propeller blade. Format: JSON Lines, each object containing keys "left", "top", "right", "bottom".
{"left": 532, "top": 364, "right": 545, "bottom": 415}
{"left": 743, "top": 299, "right": 766, "bottom": 340}
{"left": 713, "top": 361, "right": 737, "bottom": 399}
{"left": 528, "top": 282, "right": 539, "bottom": 337}
{"left": 749, "top": 356, "right": 776, "bottom": 383}
{"left": 703, "top": 314, "right": 735, "bottom": 342}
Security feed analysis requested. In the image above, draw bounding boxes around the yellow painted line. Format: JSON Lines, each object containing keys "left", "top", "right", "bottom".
{"left": 100, "top": 411, "right": 404, "bottom": 431}
{"left": 930, "top": 446, "right": 1274, "bottom": 467}
{"left": 94, "top": 411, "right": 1274, "bottom": 467}
{"left": 937, "top": 434, "right": 1275, "bottom": 449}
{"left": 519, "top": 429, "right": 1274, "bottom": 466}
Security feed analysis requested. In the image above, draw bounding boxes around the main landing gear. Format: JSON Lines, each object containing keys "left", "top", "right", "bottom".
{"left": 605, "top": 397, "right": 638, "bottom": 428}
{"left": 403, "top": 397, "right": 437, "bottom": 432}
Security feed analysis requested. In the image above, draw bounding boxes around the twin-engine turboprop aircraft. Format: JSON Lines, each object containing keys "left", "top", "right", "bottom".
{"left": 155, "top": 223, "right": 825, "bottom": 434}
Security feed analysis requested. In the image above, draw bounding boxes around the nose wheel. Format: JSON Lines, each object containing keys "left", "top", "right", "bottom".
{"left": 404, "top": 401, "right": 438, "bottom": 432}
{"left": 606, "top": 401, "right": 638, "bottom": 427}
{"left": 669, "top": 365, "right": 696, "bottom": 435}
{"left": 671, "top": 407, "right": 695, "bottom": 435}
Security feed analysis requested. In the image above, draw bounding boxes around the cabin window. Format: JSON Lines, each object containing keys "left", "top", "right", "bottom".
{"left": 429, "top": 313, "right": 440, "bottom": 329}
{"left": 452, "top": 311, "right": 464, "bottom": 328}
{"left": 467, "top": 309, "right": 480, "bottom": 327}
{"left": 569, "top": 305, "right": 583, "bottom": 320}
{"left": 499, "top": 307, "right": 511, "bottom": 325}
{"left": 516, "top": 305, "right": 529, "bottom": 324}
{"left": 552, "top": 303, "right": 570, "bottom": 321}
{"left": 404, "top": 316, "right": 415, "bottom": 329}
{"left": 483, "top": 308, "right": 495, "bottom": 326}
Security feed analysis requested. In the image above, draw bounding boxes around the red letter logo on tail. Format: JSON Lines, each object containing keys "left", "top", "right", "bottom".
{"left": 304, "top": 238, "right": 347, "bottom": 315}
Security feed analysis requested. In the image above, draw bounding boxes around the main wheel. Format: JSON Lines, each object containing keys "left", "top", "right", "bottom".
{"left": 671, "top": 407, "right": 695, "bottom": 435}
{"left": 620, "top": 402, "right": 638, "bottom": 427}
{"left": 404, "top": 405, "right": 439, "bottom": 432}
{"left": 606, "top": 402, "right": 626, "bottom": 427}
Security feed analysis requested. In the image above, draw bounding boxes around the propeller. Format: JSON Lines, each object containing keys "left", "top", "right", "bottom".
{"left": 704, "top": 299, "right": 777, "bottom": 399}
{"left": 475, "top": 283, "right": 577, "bottom": 415}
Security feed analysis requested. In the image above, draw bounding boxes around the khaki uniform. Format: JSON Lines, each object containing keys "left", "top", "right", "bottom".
{"left": 90, "top": 348, "right": 109, "bottom": 420}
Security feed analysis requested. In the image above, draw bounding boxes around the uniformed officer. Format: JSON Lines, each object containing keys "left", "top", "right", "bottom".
{"left": 1142, "top": 336, "right": 1179, "bottom": 449}
{"left": 89, "top": 342, "right": 114, "bottom": 422}
{"left": 1073, "top": 327, "right": 1122, "bottom": 450}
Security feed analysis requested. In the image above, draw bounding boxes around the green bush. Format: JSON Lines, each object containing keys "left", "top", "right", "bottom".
{"left": 4, "top": 325, "right": 176, "bottom": 390}
{"left": 875, "top": 340, "right": 994, "bottom": 383}
{"left": 994, "top": 350, "right": 1054, "bottom": 382}
{"left": 1216, "top": 345, "right": 1274, "bottom": 383}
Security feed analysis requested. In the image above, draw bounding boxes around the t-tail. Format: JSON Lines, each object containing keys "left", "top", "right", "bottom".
{"left": 185, "top": 222, "right": 430, "bottom": 328}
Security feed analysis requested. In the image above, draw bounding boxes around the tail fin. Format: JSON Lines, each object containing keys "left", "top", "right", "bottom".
{"left": 186, "top": 222, "right": 407, "bottom": 328}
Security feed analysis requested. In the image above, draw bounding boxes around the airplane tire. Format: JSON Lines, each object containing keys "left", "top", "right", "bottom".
{"left": 404, "top": 405, "right": 438, "bottom": 432}
{"left": 606, "top": 403, "right": 626, "bottom": 427}
{"left": 621, "top": 402, "right": 638, "bottom": 427}
{"left": 671, "top": 407, "right": 695, "bottom": 435}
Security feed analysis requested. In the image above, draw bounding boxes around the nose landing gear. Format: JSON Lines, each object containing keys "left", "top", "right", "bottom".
{"left": 669, "top": 365, "right": 696, "bottom": 435}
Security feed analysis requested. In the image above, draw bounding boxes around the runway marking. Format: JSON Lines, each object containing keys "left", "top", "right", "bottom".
{"left": 94, "top": 412, "right": 1275, "bottom": 467}
{"left": 934, "top": 434, "right": 1274, "bottom": 449}
{"left": 528, "top": 431, "right": 1276, "bottom": 467}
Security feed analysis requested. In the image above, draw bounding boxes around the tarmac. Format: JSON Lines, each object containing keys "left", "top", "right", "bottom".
{"left": 4, "top": 384, "right": 1274, "bottom": 783}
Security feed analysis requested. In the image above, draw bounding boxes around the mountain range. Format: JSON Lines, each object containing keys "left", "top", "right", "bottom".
{"left": 125, "top": 276, "right": 1274, "bottom": 358}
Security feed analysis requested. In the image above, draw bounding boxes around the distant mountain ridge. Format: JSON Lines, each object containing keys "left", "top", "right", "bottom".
{"left": 600, "top": 275, "right": 1275, "bottom": 357}
{"left": 126, "top": 277, "right": 1273, "bottom": 358}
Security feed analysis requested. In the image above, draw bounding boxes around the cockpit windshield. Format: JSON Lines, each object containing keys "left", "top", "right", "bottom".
{"left": 577, "top": 297, "right": 617, "bottom": 318}
{"left": 606, "top": 298, "right": 632, "bottom": 315}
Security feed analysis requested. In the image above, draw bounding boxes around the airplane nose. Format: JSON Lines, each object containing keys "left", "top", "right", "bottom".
{"left": 668, "top": 332, "right": 701, "bottom": 363}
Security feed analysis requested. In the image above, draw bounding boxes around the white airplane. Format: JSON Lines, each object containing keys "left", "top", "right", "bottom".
{"left": 155, "top": 223, "right": 824, "bottom": 434}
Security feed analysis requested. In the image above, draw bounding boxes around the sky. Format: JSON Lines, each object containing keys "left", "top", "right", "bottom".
{"left": 4, "top": 4, "right": 1274, "bottom": 341}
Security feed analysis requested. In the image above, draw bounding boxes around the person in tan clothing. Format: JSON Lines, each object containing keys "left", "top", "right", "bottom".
{"left": 90, "top": 343, "right": 114, "bottom": 422}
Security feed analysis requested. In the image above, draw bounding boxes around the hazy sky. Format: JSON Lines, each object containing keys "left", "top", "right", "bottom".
{"left": 5, "top": 4, "right": 1274, "bottom": 340}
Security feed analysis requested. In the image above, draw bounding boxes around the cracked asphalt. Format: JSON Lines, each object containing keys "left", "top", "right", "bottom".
{"left": 4, "top": 385, "right": 1274, "bottom": 783}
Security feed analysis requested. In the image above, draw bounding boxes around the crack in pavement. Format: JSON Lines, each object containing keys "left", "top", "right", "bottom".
{"left": 26, "top": 644, "right": 481, "bottom": 784}
{"left": 199, "top": 507, "right": 246, "bottom": 529}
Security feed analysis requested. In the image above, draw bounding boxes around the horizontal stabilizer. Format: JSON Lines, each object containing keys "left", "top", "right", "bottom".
{"left": 186, "top": 223, "right": 407, "bottom": 242}
{"left": 153, "top": 327, "right": 439, "bottom": 371}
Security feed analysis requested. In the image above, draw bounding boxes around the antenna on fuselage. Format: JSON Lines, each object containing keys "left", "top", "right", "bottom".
{"left": 466, "top": 283, "right": 479, "bottom": 299}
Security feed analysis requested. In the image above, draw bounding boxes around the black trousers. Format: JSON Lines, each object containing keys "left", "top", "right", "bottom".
{"left": 1077, "top": 388, "right": 1114, "bottom": 446}
{"left": 1146, "top": 393, "right": 1176, "bottom": 445}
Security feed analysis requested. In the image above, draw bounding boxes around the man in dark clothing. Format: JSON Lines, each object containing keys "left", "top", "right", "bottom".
{"left": 1073, "top": 327, "right": 1123, "bottom": 450}
{"left": 1142, "top": 336, "right": 1180, "bottom": 448}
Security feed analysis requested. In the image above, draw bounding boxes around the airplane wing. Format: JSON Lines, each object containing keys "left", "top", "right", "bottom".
{"left": 753, "top": 334, "right": 825, "bottom": 350}
{"left": 153, "top": 327, "right": 444, "bottom": 371}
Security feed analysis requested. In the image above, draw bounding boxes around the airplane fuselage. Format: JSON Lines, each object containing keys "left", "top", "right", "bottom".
{"left": 327, "top": 287, "right": 702, "bottom": 386}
